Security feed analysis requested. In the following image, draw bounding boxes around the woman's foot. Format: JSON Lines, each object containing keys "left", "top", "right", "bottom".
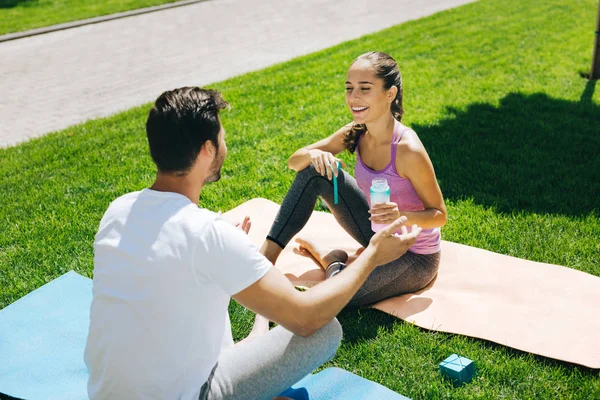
{"left": 294, "top": 237, "right": 348, "bottom": 270}
{"left": 347, "top": 246, "right": 366, "bottom": 265}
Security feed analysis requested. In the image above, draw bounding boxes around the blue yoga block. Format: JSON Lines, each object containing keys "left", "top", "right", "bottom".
{"left": 439, "top": 354, "right": 474, "bottom": 384}
{"left": 279, "top": 367, "right": 410, "bottom": 400}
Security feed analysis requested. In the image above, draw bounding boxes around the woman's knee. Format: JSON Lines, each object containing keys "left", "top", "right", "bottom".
{"left": 291, "top": 165, "right": 332, "bottom": 197}
{"left": 297, "top": 164, "right": 321, "bottom": 179}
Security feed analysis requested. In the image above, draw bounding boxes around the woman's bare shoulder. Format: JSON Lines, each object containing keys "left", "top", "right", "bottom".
{"left": 396, "top": 125, "right": 426, "bottom": 155}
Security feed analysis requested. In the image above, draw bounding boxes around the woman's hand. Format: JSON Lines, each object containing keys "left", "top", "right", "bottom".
{"left": 307, "top": 149, "right": 346, "bottom": 180}
{"left": 368, "top": 202, "right": 402, "bottom": 225}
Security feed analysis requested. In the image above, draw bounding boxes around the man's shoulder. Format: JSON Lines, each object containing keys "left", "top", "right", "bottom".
{"left": 104, "top": 190, "right": 144, "bottom": 212}
{"left": 195, "top": 214, "right": 241, "bottom": 240}
{"left": 192, "top": 215, "right": 260, "bottom": 259}
{"left": 112, "top": 190, "right": 142, "bottom": 203}
{"left": 99, "top": 191, "right": 141, "bottom": 222}
{"left": 179, "top": 207, "right": 221, "bottom": 236}
{"left": 100, "top": 190, "right": 218, "bottom": 230}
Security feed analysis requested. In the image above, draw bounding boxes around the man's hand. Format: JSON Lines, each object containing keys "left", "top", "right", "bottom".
{"left": 234, "top": 216, "right": 252, "bottom": 235}
{"left": 364, "top": 216, "right": 421, "bottom": 267}
{"left": 234, "top": 217, "right": 421, "bottom": 338}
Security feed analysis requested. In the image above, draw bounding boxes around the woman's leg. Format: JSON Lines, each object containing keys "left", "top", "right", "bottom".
{"left": 348, "top": 251, "right": 440, "bottom": 307}
{"left": 255, "top": 165, "right": 373, "bottom": 334}
{"left": 199, "top": 319, "right": 342, "bottom": 400}
{"left": 296, "top": 239, "right": 440, "bottom": 307}
{"left": 262, "top": 165, "right": 373, "bottom": 265}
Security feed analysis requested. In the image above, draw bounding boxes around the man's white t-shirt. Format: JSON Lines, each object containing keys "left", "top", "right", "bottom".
{"left": 84, "top": 189, "right": 271, "bottom": 399}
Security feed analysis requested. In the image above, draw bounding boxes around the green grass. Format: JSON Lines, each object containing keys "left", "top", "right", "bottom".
{"left": 2, "top": 0, "right": 600, "bottom": 398}
{"left": 0, "top": 0, "right": 182, "bottom": 35}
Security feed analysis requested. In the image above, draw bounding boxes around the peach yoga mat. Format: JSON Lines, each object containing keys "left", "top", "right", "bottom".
{"left": 223, "top": 198, "right": 600, "bottom": 369}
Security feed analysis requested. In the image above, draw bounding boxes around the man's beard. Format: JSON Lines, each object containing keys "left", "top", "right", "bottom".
{"left": 204, "top": 152, "right": 224, "bottom": 183}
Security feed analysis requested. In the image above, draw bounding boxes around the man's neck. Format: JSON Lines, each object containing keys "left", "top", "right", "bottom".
{"left": 150, "top": 172, "right": 203, "bottom": 205}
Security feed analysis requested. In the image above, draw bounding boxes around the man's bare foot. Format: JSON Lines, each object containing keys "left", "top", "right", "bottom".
{"left": 294, "top": 237, "right": 348, "bottom": 270}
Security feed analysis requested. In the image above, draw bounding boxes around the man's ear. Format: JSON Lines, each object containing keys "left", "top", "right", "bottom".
{"left": 201, "top": 140, "right": 216, "bottom": 156}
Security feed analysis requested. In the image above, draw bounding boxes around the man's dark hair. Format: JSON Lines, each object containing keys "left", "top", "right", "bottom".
{"left": 146, "top": 87, "right": 229, "bottom": 175}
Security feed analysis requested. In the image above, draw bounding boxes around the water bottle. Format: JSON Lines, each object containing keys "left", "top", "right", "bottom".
{"left": 370, "top": 177, "right": 390, "bottom": 232}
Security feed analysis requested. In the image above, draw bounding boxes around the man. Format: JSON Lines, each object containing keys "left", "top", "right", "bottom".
{"left": 84, "top": 87, "right": 421, "bottom": 399}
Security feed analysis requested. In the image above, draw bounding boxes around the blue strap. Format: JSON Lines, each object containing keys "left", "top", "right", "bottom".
{"left": 331, "top": 162, "right": 341, "bottom": 204}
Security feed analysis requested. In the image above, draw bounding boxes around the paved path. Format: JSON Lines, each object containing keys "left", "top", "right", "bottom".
{"left": 0, "top": 0, "right": 475, "bottom": 147}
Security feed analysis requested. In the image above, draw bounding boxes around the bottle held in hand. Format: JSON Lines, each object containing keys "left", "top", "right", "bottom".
{"left": 370, "top": 178, "right": 390, "bottom": 232}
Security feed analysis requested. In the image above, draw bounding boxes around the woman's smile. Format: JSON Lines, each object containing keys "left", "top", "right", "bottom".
{"left": 350, "top": 105, "right": 369, "bottom": 116}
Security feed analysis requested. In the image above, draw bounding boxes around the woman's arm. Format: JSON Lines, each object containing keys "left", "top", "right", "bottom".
{"left": 288, "top": 124, "right": 352, "bottom": 178}
{"left": 370, "top": 131, "right": 447, "bottom": 230}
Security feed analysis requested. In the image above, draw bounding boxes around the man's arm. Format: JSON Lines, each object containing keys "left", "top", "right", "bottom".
{"left": 233, "top": 217, "right": 420, "bottom": 337}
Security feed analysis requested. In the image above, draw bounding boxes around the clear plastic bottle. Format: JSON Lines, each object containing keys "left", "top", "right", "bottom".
{"left": 370, "top": 177, "right": 391, "bottom": 232}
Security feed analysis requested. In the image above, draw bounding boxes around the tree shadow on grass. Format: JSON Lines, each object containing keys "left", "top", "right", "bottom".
{"left": 413, "top": 88, "right": 599, "bottom": 217}
{"left": 0, "top": 0, "right": 39, "bottom": 9}
{"left": 336, "top": 307, "right": 396, "bottom": 344}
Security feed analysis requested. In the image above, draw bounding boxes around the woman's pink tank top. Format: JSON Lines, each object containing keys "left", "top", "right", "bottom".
{"left": 354, "top": 120, "right": 441, "bottom": 254}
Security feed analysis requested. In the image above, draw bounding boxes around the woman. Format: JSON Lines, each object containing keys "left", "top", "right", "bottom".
{"left": 260, "top": 51, "right": 447, "bottom": 309}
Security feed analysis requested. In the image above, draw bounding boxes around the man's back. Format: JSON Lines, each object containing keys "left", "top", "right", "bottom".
{"left": 84, "top": 189, "right": 270, "bottom": 399}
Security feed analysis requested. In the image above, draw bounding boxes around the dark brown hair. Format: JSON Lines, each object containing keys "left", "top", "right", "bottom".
{"left": 146, "top": 87, "right": 229, "bottom": 175}
{"left": 343, "top": 52, "right": 403, "bottom": 153}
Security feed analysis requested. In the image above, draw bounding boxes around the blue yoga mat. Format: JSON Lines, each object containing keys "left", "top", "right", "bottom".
{"left": 0, "top": 271, "right": 409, "bottom": 400}
{"left": 0, "top": 271, "right": 92, "bottom": 400}
{"left": 279, "top": 367, "right": 410, "bottom": 400}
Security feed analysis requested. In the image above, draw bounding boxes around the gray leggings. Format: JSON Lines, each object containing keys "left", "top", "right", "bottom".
{"left": 267, "top": 165, "right": 440, "bottom": 307}
{"left": 199, "top": 318, "right": 342, "bottom": 400}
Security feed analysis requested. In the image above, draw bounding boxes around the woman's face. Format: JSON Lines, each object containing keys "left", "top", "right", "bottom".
{"left": 345, "top": 59, "right": 395, "bottom": 124}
